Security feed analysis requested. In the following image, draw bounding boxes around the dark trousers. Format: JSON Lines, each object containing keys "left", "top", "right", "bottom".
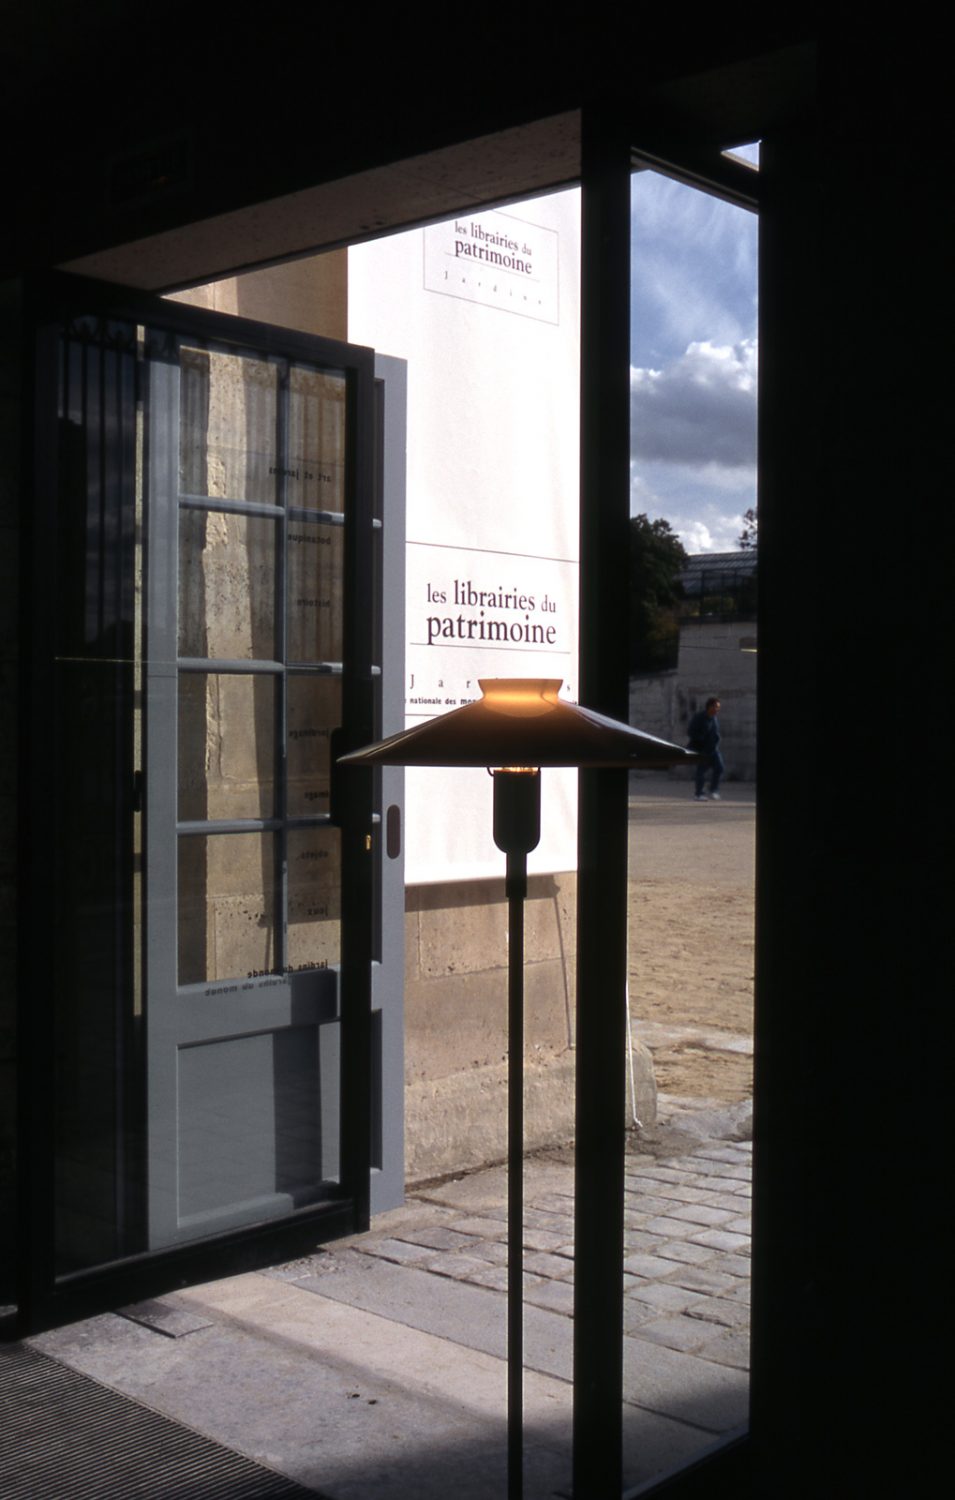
{"left": 695, "top": 750, "right": 724, "bottom": 797}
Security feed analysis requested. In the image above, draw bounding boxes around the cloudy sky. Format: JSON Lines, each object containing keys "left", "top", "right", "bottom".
{"left": 630, "top": 157, "right": 758, "bottom": 554}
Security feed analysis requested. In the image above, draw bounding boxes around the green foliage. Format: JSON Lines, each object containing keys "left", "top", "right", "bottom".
{"left": 739, "top": 506, "right": 758, "bottom": 549}
{"left": 629, "top": 514, "right": 687, "bottom": 672}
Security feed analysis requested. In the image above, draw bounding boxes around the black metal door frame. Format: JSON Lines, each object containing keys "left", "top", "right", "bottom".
{"left": 13, "top": 135, "right": 759, "bottom": 1492}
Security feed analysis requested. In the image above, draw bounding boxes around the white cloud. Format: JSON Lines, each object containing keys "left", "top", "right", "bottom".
{"left": 631, "top": 455, "right": 753, "bottom": 554}
{"left": 676, "top": 518, "right": 717, "bottom": 551}
{"left": 631, "top": 339, "right": 757, "bottom": 468}
{"left": 671, "top": 511, "right": 747, "bottom": 553}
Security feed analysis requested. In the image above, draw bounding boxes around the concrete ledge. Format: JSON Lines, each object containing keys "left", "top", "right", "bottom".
{"left": 405, "top": 1042, "right": 657, "bottom": 1184}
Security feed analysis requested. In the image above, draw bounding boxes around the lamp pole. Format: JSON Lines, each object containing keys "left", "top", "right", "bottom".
{"left": 339, "top": 678, "right": 698, "bottom": 1500}
{"left": 492, "top": 768, "right": 541, "bottom": 1500}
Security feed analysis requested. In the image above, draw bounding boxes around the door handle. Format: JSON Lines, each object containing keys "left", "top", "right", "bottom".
{"left": 386, "top": 803, "right": 401, "bottom": 859}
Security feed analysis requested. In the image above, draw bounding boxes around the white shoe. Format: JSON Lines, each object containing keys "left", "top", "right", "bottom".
{"left": 693, "top": 794, "right": 707, "bottom": 801}
{"left": 709, "top": 792, "right": 721, "bottom": 800}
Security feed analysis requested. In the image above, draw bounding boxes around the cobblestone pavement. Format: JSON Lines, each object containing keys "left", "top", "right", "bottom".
{"left": 303, "top": 1128, "right": 752, "bottom": 1376}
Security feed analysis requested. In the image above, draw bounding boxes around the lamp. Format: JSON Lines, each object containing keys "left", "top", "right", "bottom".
{"left": 340, "top": 679, "right": 698, "bottom": 1499}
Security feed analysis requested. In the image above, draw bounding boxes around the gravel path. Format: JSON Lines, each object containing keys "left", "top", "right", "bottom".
{"left": 628, "top": 780, "right": 755, "bottom": 1104}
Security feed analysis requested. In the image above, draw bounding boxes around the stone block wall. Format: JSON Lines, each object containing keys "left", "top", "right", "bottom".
{"left": 402, "top": 872, "right": 657, "bottom": 1182}
{"left": 404, "top": 872, "right": 576, "bottom": 1180}
{"left": 628, "top": 669, "right": 680, "bottom": 744}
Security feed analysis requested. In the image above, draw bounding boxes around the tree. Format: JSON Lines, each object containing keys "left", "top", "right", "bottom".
{"left": 629, "top": 514, "right": 687, "bottom": 672}
{"left": 738, "top": 506, "right": 758, "bottom": 549}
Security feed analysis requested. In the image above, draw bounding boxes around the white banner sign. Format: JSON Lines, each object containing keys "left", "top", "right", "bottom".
{"left": 422, "top": 210, "right": 561, "bottom": 324}
{"left": 349, "top": 191, "right": 580, "bottom": 882}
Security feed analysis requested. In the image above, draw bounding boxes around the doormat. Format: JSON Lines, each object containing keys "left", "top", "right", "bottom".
{"left": 0, "top": 1342, "right": 327, "bottom": 1499}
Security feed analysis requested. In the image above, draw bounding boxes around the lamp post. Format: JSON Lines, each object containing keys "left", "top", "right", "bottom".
{"left": 340, "top": 678, "right": 697, "bottom": 1499}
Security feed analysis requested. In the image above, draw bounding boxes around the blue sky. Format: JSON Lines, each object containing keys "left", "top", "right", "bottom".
{"left": 630, "top": 157, "right": 758, "bottom": 553}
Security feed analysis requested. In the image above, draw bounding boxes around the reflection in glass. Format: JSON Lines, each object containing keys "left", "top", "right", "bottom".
{"left": 287, "top": 827, "right": 341, "bottom": 971}
{"left": 178, "top": 510, "right": 276, "bottom": 660}
{"left": 288, "top": 365, "right": 346, "bottom": 511}
{"left": 178, "top": 833, "right": 276, "bottom": 985}
{"left": 178, "top": 674, "right": 276, "bottom": 821}
{"left": 287, "top": 675, "right": 341, "bottom": 815}
{"left": 180, "top": 347, "right": 278, "bottom": 503}
{"left": 287, "top": 523, "right": 344, "bottom": 663}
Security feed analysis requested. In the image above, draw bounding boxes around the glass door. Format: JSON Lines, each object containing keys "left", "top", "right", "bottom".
{"left": 19, "top": 274, "right": 404, "bottom": 1325}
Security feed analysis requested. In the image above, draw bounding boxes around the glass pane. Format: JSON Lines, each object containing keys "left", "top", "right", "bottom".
{"left": 288, "top": 364, "right": 346, "bottom": 511}
{"left": 287, "top": 826, "right": 341, "bottom": 971}
{"left": 178, "top": 833, "right": 277, "bottom": 985}
{"left": 287, "top": 675, "right": 342, "bottom": 816}
{"left": 52, "top": 321, "right": 140, "bottom": 1276}
{"left": 623, "top": 165, "right": 757, "bottom": 1485}
{"left": 178, "top": 510, "right": 277, "bottom": 660}
{"left": 180, "top": 346, "right": 278, "bottom": 503}
{"left": 178, "top": 673, "right": 276, "bottom": 821}
{"left": 287, "top": 522, "right": 344, "bottom": 663}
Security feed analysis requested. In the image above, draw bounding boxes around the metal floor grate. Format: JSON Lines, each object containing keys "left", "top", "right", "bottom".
{"left": 0, "top": 1342, "right": 326, "bottom": 1499}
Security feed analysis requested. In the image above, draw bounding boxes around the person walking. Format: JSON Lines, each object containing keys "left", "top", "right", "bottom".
{"left": 687, "top": 696, "right": 724, "bottom": 800}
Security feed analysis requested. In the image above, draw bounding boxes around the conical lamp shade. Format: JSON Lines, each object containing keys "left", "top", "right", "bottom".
{"left": 339, "top": 678, "right": 698, "bottom": 768}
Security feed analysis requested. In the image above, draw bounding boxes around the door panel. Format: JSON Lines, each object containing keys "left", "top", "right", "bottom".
{"left": 147, "top": 324, "right": 365, "bottom": 1248}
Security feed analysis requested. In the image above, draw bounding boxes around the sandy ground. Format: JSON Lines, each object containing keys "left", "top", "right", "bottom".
{"left": 628, "top": 779, "right": 755, "bottom": 1103}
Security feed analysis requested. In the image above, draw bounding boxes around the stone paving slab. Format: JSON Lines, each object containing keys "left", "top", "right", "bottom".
{"left": 521, "top": 1227, "right": 571, "bottom": 1252}
{"left": 710, "top": 1252, "right": 751, "bottom": 1278}
{"left": 448, "top": 1264, "right": 546, "bottom": 1294}
{"left": 622, "top": 1336, "right": 749, "bottom": 1432}
{"left": 653, "top": 1240, "right": 721, "bottom": 1266}
{"left": 357, "top": 1237, "right": 437, "bottom": 1266}
{"left": 662, "top": 1266, "right": 739, "bottom": 1296}
{"left": 696, "top": 1189, "right": 751, "bottom": 1210}
{"left": 694, "top": 1331, "right": 751, "bottom": 1371}
{"left": 397, "top": 1226, "right": 478, "bottom": 1251}
{"left": 630, "top": 1180, "right": 720, "bottom": 1204}
{"left": 521, "top": 1250, "right": 575, "bottom": 1280}
{"left": 442, "top": 1215, "right": 509, "bottom": 1240}
{"left": 646, "top": 1214, "right": 709, "bottom": 1237}
{"left": 721, "top": 1279, "right": 752, "bottom": 1305}
{"left": 523, "top": 1280, "right": 576, "bottom": 1317}
{"left": 117, "top": 1295, "right": 215, "bottom": 1338}
{"left": 685, "top": 1298, "right": 750, "bottom": 1331}
{"left": 688, "top": 1228, "right": 751, "bottom": 1253}
{"left": 626, "top": 1282, "right": 705, "bottom": 1317}
{"left": 635, "top": 1313, "right": 729, "bottom": 1355}
{"left": 662, "top": 1203, "right": 738, "bottom": 1227}
{"left": 282, "top": 1251, "right": 571, "bottom": 1381}
{"left": 623, "top": 1250, "right": 691, "bottom": 1279}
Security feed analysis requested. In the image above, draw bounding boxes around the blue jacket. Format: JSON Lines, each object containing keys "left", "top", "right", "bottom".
{"left": 687, "top": 710, "right": 720, "bottom": 755}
